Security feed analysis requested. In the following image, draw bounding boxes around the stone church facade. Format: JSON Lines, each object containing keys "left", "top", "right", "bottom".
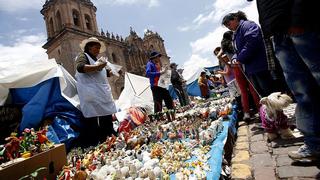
{"left": 40, "top": 0, "right": 170, "bottom": 98}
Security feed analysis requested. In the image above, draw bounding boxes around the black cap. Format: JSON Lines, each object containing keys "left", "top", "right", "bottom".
{"left": 149, "top": 51, "right": 161, "bottom": 59}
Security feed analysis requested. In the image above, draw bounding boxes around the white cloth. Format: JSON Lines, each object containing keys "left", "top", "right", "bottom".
{"left": 75, "top": 53, "right": 117, "bottom": 118}
{"left": 158, "top": 68, "right": 171, "bottom": 89}
{"left": 115, "top": 73, "right": 154, "bottom": 113}
{"left": 0, "top": 58, "right": 80, "bottom": 108}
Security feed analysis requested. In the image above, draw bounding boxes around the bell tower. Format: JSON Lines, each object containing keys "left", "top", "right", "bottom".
{"left": 41, "top": 0, "right": 100, "bottom": 75}
{"left": 143, "top": 29, "right": 170, "bottom": 66}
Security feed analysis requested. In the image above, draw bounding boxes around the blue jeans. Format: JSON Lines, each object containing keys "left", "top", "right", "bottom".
{"left": 273, "top": 32, "right": 320, "bottom": 150}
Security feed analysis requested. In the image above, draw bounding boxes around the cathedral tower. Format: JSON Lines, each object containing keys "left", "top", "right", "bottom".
{"left": 41, "top": 0, "right": 171, "bottom": 98}
{"left": 41, "top": 0, "right": 99, "bottom": 75}
{"left": 143, "top": 29, "right": 170, "bottom": 66}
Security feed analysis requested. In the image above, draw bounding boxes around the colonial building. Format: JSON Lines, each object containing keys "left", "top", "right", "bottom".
{"left": 40, "top": 0, "right": 170, "bottom": 98}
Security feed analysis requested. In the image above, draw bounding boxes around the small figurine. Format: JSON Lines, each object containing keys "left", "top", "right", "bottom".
{"left": 4, "top": 136, "right": 20, "bottom": 160}
{"left": 57, "top": 165, "right": 74, "bottom": 180}
{"left": 74, "top": 167, "right": 87, "bottom": 180}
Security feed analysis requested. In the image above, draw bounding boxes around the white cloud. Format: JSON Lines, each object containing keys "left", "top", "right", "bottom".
{"left": 177, "top": 0, "right": 253, "bottom": 33}
{"left": 93, "top": 0, "right": 159, "bottom": 8}
{"left": 193, "top": 11, "right": 215, "bottom": 26}
{"left": 16, "top": 17, "right": 29, "bottom": 21}
{"left": 177, "top": 10, "right": 215, "bottom": 32}
{"left": 182, "top": 28, "right": 226, "bottom": 76}
{"left": 0, "top": 0, "right": 45, "bottom": 12}
{"left": 0, "top": 33, "right": 47, "bottom": 63}
{"left": 182, "top": 54, "right": 214, "bottom": 81}
{"left": 177, "top": 26, "right": 191, "bottom": 32}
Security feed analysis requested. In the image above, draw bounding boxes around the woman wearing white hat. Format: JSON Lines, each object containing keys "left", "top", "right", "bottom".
{"left": 75, "top": 37, "right": 117, "bottom": 146}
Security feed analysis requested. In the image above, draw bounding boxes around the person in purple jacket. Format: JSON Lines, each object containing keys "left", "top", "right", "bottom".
{"left": 146, "top": 51, "right": 174, "bottom": 113}
{"left": 222, "top": 11, "right": 276, "bottom": 98}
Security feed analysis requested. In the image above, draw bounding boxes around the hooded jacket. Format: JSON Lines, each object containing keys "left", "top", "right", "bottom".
{"left": 146, "top": 59, "right": 160, "bottom": 87}
{"left": 232, "top": 20, "right": 268, "bottom": 75}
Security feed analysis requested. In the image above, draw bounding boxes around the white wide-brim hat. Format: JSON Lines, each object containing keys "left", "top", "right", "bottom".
{"left": 80, "top": 37, "right": 106, "bottom": 53}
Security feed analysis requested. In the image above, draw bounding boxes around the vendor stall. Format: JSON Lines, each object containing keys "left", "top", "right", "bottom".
{"left": 57, "top": 96, "right": 238, "bottom": 180}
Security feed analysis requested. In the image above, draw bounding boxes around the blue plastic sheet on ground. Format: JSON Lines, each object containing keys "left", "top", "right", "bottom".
{"left": 168, "top": 80, "right": 201, "bottom": 98}
{"left": 170, "top": 110, "right": 237, "bottom": 179}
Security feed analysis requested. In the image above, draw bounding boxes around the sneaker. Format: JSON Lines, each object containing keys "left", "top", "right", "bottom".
{"left": 288, "top": 144, "right": 320, "bottom": 161}
{"left": 243, "top": 113, "right": 250, "bottom": 121}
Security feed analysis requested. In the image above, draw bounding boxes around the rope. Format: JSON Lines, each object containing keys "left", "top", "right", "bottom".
{"left": 235, "top": 64, "right": 263, "bottom": 99}
{"left": 126, "top": 73, "right": 137, "bottom": 95}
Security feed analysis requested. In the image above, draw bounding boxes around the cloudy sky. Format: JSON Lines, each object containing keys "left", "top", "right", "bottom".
{"left": 0, "top": 0, "right": 259, "bottom": 76}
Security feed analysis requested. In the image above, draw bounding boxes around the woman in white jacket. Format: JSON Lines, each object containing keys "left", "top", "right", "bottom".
{"left": 75, "top": 37, "right": 117, "bottom": 146}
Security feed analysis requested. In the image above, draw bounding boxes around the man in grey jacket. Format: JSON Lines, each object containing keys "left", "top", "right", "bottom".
{"left": 170, "top": 63, "right": 188, "bottom": 106}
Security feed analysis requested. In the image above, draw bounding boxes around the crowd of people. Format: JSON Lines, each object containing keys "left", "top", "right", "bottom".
{"left": 212, "top": 0, "right": 319, "bottom": 163}
{"left": 73, "top": 0, "right": 319, "bottom": 165}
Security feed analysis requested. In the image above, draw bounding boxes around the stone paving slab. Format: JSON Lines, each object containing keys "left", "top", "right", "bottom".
{"left": 277, "top": 166, "right": 320, "bottom": 179}
{"left": 272, "top": 146, "right": 300, "bottom": 155}
{"left": 250, "top": 141, "right": 269, "bottom": 154}
{"left": 231, "top": 164, "right": 252, "bottom": 180}
{"left": 232, "top": 150, "right": 250, "bottom": 163}
{"left": 237, "top": 136, "right": 249, "bottom": 142}
{"left": 237, "top": 127, "right": 248, "bottom": 137}
{"left": 231, "top": 103, "right": 320, "bottom": 180}
{"left": 275, "top": 154, "right": 293, "bottom": 167}
{"left": 253, "top": 167, "right": 276, "bottom": 180}
{"left": 235, "top": 142, "right": 249, "bottom": 150}
{"left": 250, "top": 133, "right": 264, "bottom": 142}
{"left": 251, "top": 154, "right": 274, "bottom": 167}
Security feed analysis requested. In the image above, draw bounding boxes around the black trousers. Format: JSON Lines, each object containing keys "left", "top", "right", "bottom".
{"left": 173, "top": 85, "right": 187, "bottom": 106}
{"left": 151, "top": 86, "right": 174, "bottom": 113}
{"left": 79, "top": 115, "right": 116, "bottom": 147}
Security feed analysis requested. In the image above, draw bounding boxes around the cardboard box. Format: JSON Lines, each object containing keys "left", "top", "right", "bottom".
{"left": 0, "top": 144, "right": 67, "bottom": 180}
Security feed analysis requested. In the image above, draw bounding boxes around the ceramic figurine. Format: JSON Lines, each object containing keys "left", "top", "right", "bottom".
{"left": 4, "top": 136, "right": 20, "bottom": 160}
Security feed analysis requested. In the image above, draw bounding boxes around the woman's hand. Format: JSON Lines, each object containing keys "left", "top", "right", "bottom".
{"left": 96, "top": 61, "right": 107, "bottom": 71}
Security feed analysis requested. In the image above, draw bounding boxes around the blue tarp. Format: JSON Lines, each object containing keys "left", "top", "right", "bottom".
{"left": 205, "top": 66, "right": 221, "bottom": 73}
{"left": 186, "top": 79, "right": 202, "bottom": 97}
{"left": 169, "top": 66, "right": 221, "bottom": 98}
{"left": 170, "top": 105, "right": 238, "bottom": 179}
{"left": 168, "top": 79, "right": 202, "bottom": 99}
{"left": 10, "top": 77, "right": 81, "bottom": 148}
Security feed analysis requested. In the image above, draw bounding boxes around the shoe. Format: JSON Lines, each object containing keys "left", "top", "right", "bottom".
{"left": 288, "top": 144, "right": 320, "bottom": 161}
{"left": 267, "top": 132, "right": 278, "bottom": 141}
{"left": 243, "top": 113, "right": 250, "bottom": 121}
{"left": 279, "top": 128, "right": 295, "bottom": 139}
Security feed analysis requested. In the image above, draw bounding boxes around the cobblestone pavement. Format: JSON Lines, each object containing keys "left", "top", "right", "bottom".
{"left": 231, "top": 104, "right": 320, "bottom": 179}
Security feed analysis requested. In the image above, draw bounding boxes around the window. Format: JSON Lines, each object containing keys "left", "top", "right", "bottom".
{"left": 112, "top": 53, "right": 117, "bottom": 63}
{"left": 49, "top": 18, "right": 54, "bottom": 37}
{"left": 72, "top": 10, "right": 80, "bottom": 26}
{"left": 84, "top": 14, "right": 92, "bottom": 30}
{"left": 56, "top": 11, "right": 62, "bottom": 31}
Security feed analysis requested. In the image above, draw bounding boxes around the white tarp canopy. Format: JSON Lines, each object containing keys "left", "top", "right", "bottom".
{"left": 183, "top": 66, "right": 205, "bottom": 85}
{"left": 115, "top": 72, "right": 154, "bottom": 112}
{"left": 0, "top": 58, "right": 80, "bottom": 108}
